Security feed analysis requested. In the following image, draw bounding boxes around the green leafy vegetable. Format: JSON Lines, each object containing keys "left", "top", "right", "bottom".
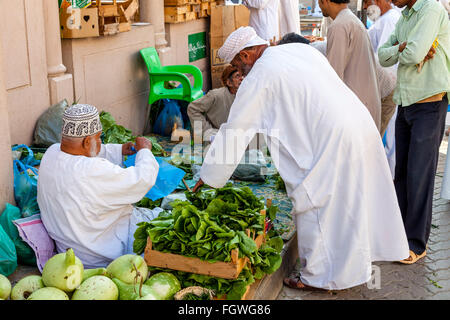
{"left": 151, "top": 266, "right": 255, "bottom": 300}
{"left": 99, "top": 111, "right": 167, "bottom": 157}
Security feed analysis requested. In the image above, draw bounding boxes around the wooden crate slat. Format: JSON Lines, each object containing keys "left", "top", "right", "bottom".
{"left": 165, "top": 13, "right": 186, "bottom": 23}
{"left": 164, "top": 0, "right": 189, "bottom": 5}
{"left": 164, "top": 5, "right": 189, "bottom": 15}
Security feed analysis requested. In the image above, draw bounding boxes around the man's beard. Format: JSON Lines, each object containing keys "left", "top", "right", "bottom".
{"left": 89, "top": 138, "right": 99, "bottom": 157}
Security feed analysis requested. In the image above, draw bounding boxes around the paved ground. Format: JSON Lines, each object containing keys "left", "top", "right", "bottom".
{"left": 278, "top": 135, "right": 450, "bottom": 300}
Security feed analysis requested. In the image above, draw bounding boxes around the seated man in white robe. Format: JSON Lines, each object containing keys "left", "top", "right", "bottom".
{"left": 37, "top": 104, "right": 161, "bottom": 268}
{"left": 193, "top": 27, "right": 409, "bottom": 290}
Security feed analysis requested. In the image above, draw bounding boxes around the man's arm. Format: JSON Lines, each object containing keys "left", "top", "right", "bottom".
{"left": 199, "top": 74, "right": 267, "bottom": 189}
{"left": 97, "top": 144, "right": 123, "bottom": 165}
{"left": 378, "top": 31, "right": 400, "bottom": 67}
{"left": 396, "top": 8, "right": 443, "bottom": 66}
{"left": 187, "top": 91, "right": 216, "bottom": 135}
{"left": 89, "top": 138, "right": 159, "bottom": 208}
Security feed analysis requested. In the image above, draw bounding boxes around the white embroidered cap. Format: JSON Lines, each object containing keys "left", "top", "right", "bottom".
{"left": 61, "top": 104, "right": 102, "bottom": 138}
{"left": 218, "top": 26, "right": 269, "bottom": 63}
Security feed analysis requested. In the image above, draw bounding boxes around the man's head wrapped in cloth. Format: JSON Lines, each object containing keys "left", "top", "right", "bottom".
{"left": 218, "top": 26, "right": 269, "bottom": 76}
{"left": 61, "top": 104, "right": 103, "bottom": 157}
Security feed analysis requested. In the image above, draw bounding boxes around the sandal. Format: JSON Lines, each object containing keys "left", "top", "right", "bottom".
{"left": 283, "top": 274, "right": 327, "bottom": 291}
{"left": 398, "top": 249, "right": 427, "bottom": 265}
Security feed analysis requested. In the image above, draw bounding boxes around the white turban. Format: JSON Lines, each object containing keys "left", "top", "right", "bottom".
{"left": 218, "top": 26, "right": 269, "bottom": 63}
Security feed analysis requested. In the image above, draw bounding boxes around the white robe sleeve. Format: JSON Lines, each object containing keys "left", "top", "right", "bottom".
{"left": 85, "top": 148, "right": 159, "bottom": 208}
{"left": 200, "top": 73, "right": 268, "bottom": 188}
{"left": 243, "top": 0, "right": 272, "bottom": 9}
{"left": 98, "top": 144, "right": 123, "bottom": 166}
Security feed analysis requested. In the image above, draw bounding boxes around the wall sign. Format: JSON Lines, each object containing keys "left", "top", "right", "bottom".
{"left": 188, "top": 32, "right": 207, "bottom": 62}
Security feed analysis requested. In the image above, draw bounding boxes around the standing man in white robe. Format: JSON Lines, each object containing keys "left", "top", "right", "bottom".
{"left": 192, "top": 26, "right": 409, "bottom": 290}
{"left": 278, "top": 0, "right": 301, "bottom": 38}
{"left": 319, "top": 0, "right": 382, "bottom": 131}
{"left": 243, "top": 0, "right": 280, "bottom": 42}
{"left": 37, "top": 104, "right": 161, "bottom": 268}
{"left": 365, "top": 0, "right": 401, "bottom": 54}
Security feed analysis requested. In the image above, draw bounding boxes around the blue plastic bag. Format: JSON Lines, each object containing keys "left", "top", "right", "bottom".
{"left": 13, "top": 159, "right": 40, "bottom": 218}
{"left": 153, "top": 99, "right": 184, "bottom": 137}
{"left": 0, "top": 224, "right": 17, "bottom": 276}
{"left": 12, "top": 144, "right": 41, "bottom": 167}
{"left": 123, "top": 154, "right": 186, "bottom": 201}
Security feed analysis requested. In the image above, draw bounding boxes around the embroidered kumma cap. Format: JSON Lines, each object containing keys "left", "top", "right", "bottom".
{"left": 218, "top": 26, "right": 269, "bottom": 63}
{"left": 61, "top": 104, "right": 102, "bottom": 138}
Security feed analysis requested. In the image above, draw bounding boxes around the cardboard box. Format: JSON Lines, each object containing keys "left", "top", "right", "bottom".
{"left": 209, "top": 4, "right": 249, "bottom": 88}
{"left": 211, "top": 64, "right": 228, "bottom": 88}
{"left": 60, "top": 7, "right": 100, "bottom": 39}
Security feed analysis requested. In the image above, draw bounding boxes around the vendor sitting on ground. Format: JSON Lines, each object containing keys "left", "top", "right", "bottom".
{"left": 37, "top": 104, "right": 161, "bottom": 268}
{"left": 187, "top": 65, "right": 243, "bottom": 142}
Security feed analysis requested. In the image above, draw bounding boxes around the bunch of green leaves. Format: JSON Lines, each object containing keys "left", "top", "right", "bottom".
{"left": 133, "top": 185, "right": 285, "bottom": 295}
{"left": 134, "top": 200, "right": 261, "bottom": 262}
{"left": 100, "top": 111, "right": 136, "bottom": 144}
{"left": 150, "top": 266, "right": 255, "bottom": 300}
{"left": 273, "top": 173, "right": 286, "bottom": 192}
{"left": 182, "top": 293, "right": 212, "bottom": 300}
{"left": 99, "top": 111, "right": 167, "bottom": 156}
{"left": 134, "top": 197, "right": 163, "bottom": 210}
{"left": 185, "top": 183, "right": 265, "bottom": 212}
{"left": 143, "top": 136, "right": 167, "bottom": 157}
{"left": 251, "top": 235, "right": 283, "bottom": 279}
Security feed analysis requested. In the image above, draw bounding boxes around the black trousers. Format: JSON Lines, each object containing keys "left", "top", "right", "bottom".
{"left": 394, "top": 95, "right": 448, "bottom": 255}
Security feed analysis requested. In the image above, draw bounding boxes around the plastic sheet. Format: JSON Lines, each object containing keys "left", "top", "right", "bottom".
{"left": 123, "top": 154, "right": 186, "bottom": 201}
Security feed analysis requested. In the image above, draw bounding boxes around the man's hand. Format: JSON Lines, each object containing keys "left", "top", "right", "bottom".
{"left": 192, "top": 179, "right": 204, "bottom": 193}
{"left": 122, "top": 142, "right": 136, "bottom": 156}
{"left": 398, "top": 42, "right": 407, "bottom": 53}
{"left": 135, "top": 137, "right": 152, "bottom": 151}
{"left": 424, "top": 45, "right": 436, "bottom": 62}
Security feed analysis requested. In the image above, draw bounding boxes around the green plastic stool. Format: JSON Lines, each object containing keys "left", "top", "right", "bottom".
{"left": 140, "top": 47, "right": 204, "bottom": 105}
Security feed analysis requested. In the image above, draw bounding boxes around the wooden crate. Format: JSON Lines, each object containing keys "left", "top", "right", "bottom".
{"left": 145, "top": 210, "right": 266, "bottom": 279}
{"left": 209, "top": 4, "right": 249, "bottom": 88}
{"left": 164, "top": 0, "right": 189, "bottom": 5}
{"left": 91, "top": 0, "right": 138, "bottom": 35}
{"left": 164, "top": 5, "right": 190, "bottom": 15}
{"left": 145, "top": 231, "right": 264, "bottom": 280}
{"left": 165, "top": 10, "right": 197, "bottom": 23}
